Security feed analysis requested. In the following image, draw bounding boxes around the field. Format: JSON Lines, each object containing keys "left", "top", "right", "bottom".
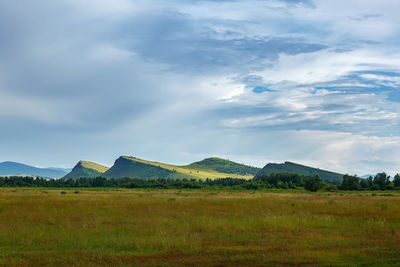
{"left": 0, "top": 188, "right": 400, "bottom": 266}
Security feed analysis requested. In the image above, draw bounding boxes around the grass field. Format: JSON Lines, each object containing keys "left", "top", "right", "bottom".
{"left": 0, "top": 188, "right": 400, "bottom": 266}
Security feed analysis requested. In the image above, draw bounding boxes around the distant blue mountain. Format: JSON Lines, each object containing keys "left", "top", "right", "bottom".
{"left": 360, "top": 174, "right": 375, "bottom": 179}
{"left": 0, "top": 161, "right": 70, "bottom": 178}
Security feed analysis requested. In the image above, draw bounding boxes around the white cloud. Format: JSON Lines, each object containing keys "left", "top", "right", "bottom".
{"left": 254, "top": 48, "right": 400, "bottom": 85}
{"left": 288, "top": 130, "right": 400, "bottom": 176}
{"left": 360, "top": 73, "right": 400, "bottom": 83}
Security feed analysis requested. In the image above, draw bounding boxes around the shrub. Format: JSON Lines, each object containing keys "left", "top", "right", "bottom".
{"left": 325, "top": 184, "right": 338, "bottom": 192}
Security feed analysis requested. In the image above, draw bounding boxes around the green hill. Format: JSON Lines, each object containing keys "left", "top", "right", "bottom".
{"left": 63, "top": 161, "right": 109, "bottom": 179}
{"left": 254, "top": 161, "right": 343, "bottom": 183}
{"left": 186, "top": 157, "right": 260, "bottom": 176}
{"left": 103, "top": 156, "right": 258, "bottom": 180}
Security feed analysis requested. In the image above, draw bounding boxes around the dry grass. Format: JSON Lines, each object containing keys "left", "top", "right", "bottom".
{"left": 0, "top": 188, "right": 399, "bottom": 266}
{"left": 79, "top": 161, "right": 109, "bottom": 173}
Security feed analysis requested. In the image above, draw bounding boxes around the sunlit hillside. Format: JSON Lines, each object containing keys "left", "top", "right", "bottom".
{"left": 103, "top": 156, "right": 259, "bottom": 180}
{"left": 63, "top": 161, "right": 109, "bottom": 179}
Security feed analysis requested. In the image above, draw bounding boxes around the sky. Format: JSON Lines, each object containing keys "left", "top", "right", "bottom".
{"left": 0, "top": 0, "right": 399, "bottom": 176}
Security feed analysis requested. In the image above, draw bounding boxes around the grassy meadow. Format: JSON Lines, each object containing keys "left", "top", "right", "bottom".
{"left": 0, "top": 188, "right": 400, "bottom": 266}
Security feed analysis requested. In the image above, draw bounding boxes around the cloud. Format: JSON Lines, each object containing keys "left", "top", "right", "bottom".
{"left": 282, "top": 0, "right": 316, "bottom": 8}
{"left": 62, "top": 0, "right": 137, "bottom": 18}
{"left": 0, "top": 0, "right": 399, "bottom": 176}
{"left": 348, "top": 14, "right": 383, "bottom": 21}
{"left": 210, "top": 48, "right": 400, "bottom": 137}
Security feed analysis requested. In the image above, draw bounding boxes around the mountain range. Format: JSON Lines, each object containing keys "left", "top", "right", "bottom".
{"left": 65, "top": 156, "right": 260, "bottom": 180}
{"left": 0, "top": 157, "right": 345, "bottom": 183}
{"left": 0, "top": 161, "right": 70, "bottom": 178}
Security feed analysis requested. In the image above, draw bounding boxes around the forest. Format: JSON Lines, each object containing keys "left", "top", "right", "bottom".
{"left": 1, "top": 172, "right": 399, "bottom": 192}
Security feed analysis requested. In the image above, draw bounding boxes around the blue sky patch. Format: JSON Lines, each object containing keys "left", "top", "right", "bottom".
{"left": 253, "top": 86, "right": 273, "bottom": 93}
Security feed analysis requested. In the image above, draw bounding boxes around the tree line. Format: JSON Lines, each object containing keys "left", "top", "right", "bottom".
{"left": 0, "top": 172, "right": 399, "bottom": 192}
{"left": 340, "top": 173, "right": 400, "bottom": 191}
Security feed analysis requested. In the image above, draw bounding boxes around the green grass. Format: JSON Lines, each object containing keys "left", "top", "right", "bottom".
{"left": 0, "top": 188, "right": 400, "bottom": 266}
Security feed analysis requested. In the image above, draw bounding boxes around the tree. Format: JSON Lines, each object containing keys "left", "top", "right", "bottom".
{"left": 367, "top": 176, "right": 374, "bottom": 188}
{"left": 360, "top": 179, "right": 369, "bottom": 189}
{"left": 341, "top": 174, "right": 360, "bottom": 190}
{"left": 304, "top": 176, "right": 323, "bottom": 192}
{"left": 92, "top": 177, "right": 107, "bottom": 187}
{"left": 374, "top": 172, "right": 390, "bottom": 190}
{"left": 394, "top": 174, "right": 400, "bottom": 188}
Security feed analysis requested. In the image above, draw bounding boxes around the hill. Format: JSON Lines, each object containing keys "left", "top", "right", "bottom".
{"left": 254, "top": 161, "right": 343, "bottom": 183}
{"left": 63, "top": 161, "right": 109, "bottom": 179}
{"left": 103, "top": 156, "right": 258, "bottom": 180}
{"left": 186, "top": 157, "right": 260, "bottom": 175}
{"left": 0, "top": 161, "right": 69, "bottom": 178}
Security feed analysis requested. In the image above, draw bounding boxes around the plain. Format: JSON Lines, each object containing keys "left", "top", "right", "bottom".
{"left": 0, "top": 188, "right": 399, "bottom": 266}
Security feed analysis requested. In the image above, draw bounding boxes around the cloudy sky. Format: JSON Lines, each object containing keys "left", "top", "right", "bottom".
{"left": 1, "top": 0, "right": 400, "bottom": 175}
